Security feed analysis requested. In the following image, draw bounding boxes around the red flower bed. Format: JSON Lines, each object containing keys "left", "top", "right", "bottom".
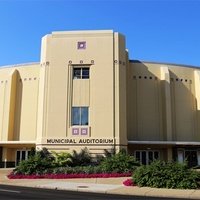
{"left": 7, "top": 172, "right": 132, "bottom": 179}
{"left": 123, "top": 178, "right": 135, "bottom": 186}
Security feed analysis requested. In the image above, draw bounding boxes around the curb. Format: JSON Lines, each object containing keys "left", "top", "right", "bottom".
{"left": 1, "top": 181, "right": 200, "bottom": 200}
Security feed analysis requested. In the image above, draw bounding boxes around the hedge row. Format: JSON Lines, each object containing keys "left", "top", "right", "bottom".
{"left": 133, "top": 161, "right": 200, "bottom": 189}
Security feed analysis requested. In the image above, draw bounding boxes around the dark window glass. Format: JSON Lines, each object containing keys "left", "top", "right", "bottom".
{"left": 185, "top": 151, "right": 197, "bottom": 168}
{"left": 72, "top": 107, "right": 80, "bottom": 125}
{"left": 16, "top": 151, "right": 20, "bottom": 163}
{"left": 81, "top": 107, "right": 88, "bottom": 125}
{"left": 27, "top": 151, "right": 31, "bottom": 158}
{"left": 73, "top": 67, "right": 89, "bottom": 79}
{"left": 135, "top": 151, "right": 140, "bottom": 162}
{"left": 142, "top": 151, "right": 146, "bottom": 165}
{"left": 82, "top": 68, "right": 89, "bottom": 79}
{"left": 73, "top": 68, "right": 81, "bottom": 79}
{"left": 22, "top": 151, "right": 26, "bottom": 160}
{"left": 154, "top": 151, "right": 159, "bottom": 160}
{"left": 148, "top": 151, "right": 153, "bottom": 164}
{"left": 72, "top": 107, "right": 89, "bottom": 126}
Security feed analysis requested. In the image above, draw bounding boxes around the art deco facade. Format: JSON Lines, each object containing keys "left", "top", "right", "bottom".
{"left": 0, "top": 30, "right": 200, "bottom": 167}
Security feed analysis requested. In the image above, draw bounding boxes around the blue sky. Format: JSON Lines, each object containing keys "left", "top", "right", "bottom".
{"left": 0, "top": 0, "right": 200, "bottom": 67}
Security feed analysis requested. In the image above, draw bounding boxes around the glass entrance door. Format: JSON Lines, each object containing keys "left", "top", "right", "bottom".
{"left": 16, "top": 150, "right": 30, "bottom": 166}
{"left": 185, "top": 150, "right": 198, "bottom": 168}
{"left": 177, "top": 149, "right": 199, "bottom": 167}
{"left": 135, "top": 150, "right": 160, "bottom": 165}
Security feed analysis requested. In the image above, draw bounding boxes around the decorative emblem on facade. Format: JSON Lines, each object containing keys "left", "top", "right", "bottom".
{"left": 72, "top": 128, "right": 79, "bottom": 135}
{"left": 77, "top": 41, "right": 86, "bottom": 49}
{"left": 81, "top": 128, "right": 88, "bottom": 135}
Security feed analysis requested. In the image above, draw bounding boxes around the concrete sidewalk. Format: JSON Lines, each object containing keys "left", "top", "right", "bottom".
{"left": 1, "top": 169, "right": 200, "bottom": 199}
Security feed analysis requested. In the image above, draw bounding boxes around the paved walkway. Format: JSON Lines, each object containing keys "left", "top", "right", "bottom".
{"left": 0, "top": 169, "right": 200, "bottom": 199}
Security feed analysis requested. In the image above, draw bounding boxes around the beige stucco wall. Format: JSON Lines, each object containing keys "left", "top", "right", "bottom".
{"left": 127, "top": 62, "right": 163, "bottom": 141}
{"left": 127, "top": 61, "right": 200, "bottom": 142}
{"left": 0, "top": 64, "right": 40, "bottom": 143}
{"left": 169, "top": 66, "right": 196, "bottom": 141}
{"left": 37, "top": 30, "right": 127, "bottom": 153}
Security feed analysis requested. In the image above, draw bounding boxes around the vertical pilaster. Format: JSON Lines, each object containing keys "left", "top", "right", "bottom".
{"left": 36, "top": 35, "right": 51, "bottom": 145}
{"left": 114, "top": 33, "right": 127, "bottom": 151}
{"left": 194, "top": 70, "right": 200, "bottom": 141}
{"left": 8, "top": 70, "right": 19, "bottom": 141}
{"left": 2, "top": 70, "right": 18, "bottom": 141}
{"left": 160, "top": 66, "right": 172, "bottom": 141}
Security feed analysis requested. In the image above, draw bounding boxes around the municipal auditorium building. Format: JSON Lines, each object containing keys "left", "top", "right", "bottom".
{"left": 0, "top": 30, "right": 200, "bottom": 168}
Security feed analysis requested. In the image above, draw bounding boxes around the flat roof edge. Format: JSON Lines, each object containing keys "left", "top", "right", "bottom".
{"left": 0, "top": 62, "right": 40, "bottom": 69}
{"left": 130, "top": 60, "right": 200, "bottom": 69}
{"left": 52, "top": 30, "right": 114, "bottom": 35}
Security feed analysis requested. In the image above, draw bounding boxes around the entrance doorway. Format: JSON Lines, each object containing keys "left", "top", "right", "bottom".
{"left": 16, "top": 150, "right": 31, "bottom": 166}
{"left": 177, "top": 149, "right": 199, "bottom": 168}
{"left": 135, "top": 150, "right": 160, "bottom": 165}
{"left": 185, "top": 150, "right": 198, "bottom": 168}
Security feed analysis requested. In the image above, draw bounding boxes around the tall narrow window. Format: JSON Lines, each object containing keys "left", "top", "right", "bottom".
{"left": 81, "top": 107, "right": 88, "bottom": 125}
{"left": 72, "top": 107, "right": 88, "bottom": 125}
{"left": 73, "top": 67, "right": 89, "bottom": 79}
{"left": 72, "top": 107, "right": 80, "bottom": 125}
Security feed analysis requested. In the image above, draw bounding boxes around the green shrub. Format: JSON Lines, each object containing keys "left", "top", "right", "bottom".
{"left": 133, "top": 160, "right": 200, "bottom": 189}
{"left": 100, "top": 149, "right": 140, "bottom": 173}
{"left": 52, "top": 165, "right": 103, "bottom": 174}
{"left": 103, "top": 148, "right": 116, "bottom": 158}
{"left": 52, "top": 151, "right": 72, "bottom": 167}
{"left": 13, "top": 148, "right": 55, "bottom": 175}
{"left": 70, "top": 148, "right": 92, "bottom": 166}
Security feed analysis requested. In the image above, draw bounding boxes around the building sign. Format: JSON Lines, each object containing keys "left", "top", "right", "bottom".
{"left": 46, "top": 138, "right": 114, "bottom": 144}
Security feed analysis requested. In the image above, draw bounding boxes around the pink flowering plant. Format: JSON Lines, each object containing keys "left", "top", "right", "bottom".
{"left": 8, "top": 172, "right": 132, "bottom": 179}
{"left": 123, "top": 178, "right": 135, "bottom": 186}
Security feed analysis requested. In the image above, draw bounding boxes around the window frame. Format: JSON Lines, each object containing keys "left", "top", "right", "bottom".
{"left": 72, "top": 106, "right": 89, "bottom": 126}
{"left": 73, "top": 66, "right": 90, "bottom": 79}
